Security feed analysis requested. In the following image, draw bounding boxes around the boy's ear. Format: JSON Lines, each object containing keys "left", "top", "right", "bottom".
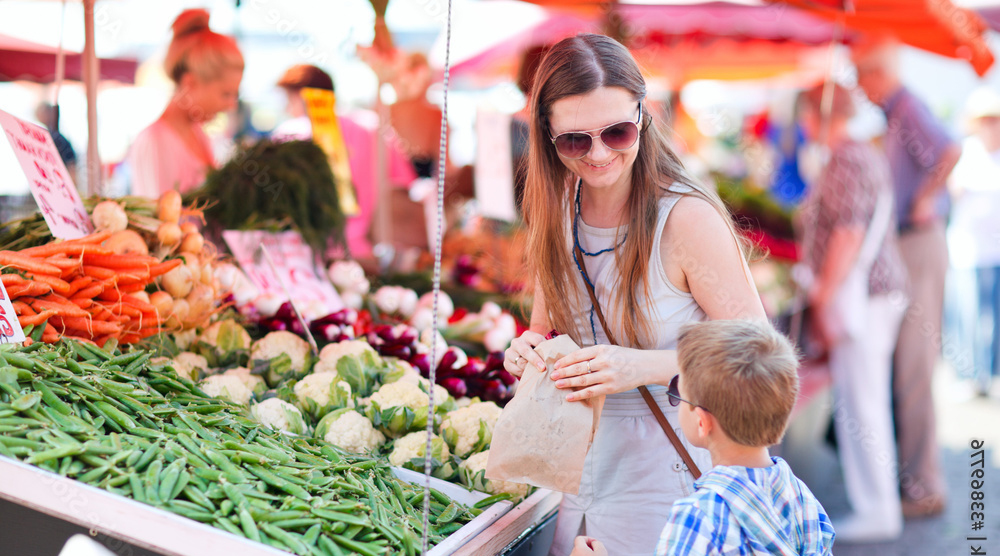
{"left": 694, "top": 407, "right": 714, "bottom": 440}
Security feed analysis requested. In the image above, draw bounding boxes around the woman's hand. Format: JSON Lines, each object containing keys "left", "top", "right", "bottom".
{"left": 569, "top": 536, "right": 608, "bottom": 556}
{"left": 551, "top": 345, "right": 658, "bottom": 402}
{"left": 503, "top": 330, "right": 547, "bottom": 378}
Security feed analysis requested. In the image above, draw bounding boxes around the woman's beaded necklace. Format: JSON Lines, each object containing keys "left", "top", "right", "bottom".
{"left": 571, "top": 182, "right": 627, "bottom": 345}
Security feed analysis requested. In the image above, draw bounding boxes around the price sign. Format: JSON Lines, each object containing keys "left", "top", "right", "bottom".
{"left": 301, "top": 88, "right": 359, "bottom": 216}
{"left": 0, "top": 109, "right": 93, "bottom": 239}
{"left": 0, "top": 280, "right": 26, "bottom": 344}
{"left": 223, "top": 230, "right": 344, "bottom": 316}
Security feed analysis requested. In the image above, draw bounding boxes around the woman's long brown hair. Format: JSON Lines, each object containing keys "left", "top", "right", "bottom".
{"left": 523, "top": 34, "right": 746, "bottom": 349}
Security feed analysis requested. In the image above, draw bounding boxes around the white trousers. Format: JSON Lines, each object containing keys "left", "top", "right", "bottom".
{"left": 828, "top": 294, "right": 907, "bottom": 532}
{"left": 547, "top": 387, "right": 712, "bottom": 556}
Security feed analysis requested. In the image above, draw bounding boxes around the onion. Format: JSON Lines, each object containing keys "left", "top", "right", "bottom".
{"left": 157, "top": 222, "right": 182, "bottom": 247}
{"left": 92, "top": 201, "right": 128, "bottom": 233}
{"left": 166, "top": 299, "right": 189, "bottom": 329}
{"left": 149, "top": 291, "right": 173, "bottom": 317}
{"left": 180, "top": 232, "right": 204, "bottom": 255}
{"left": 130, "top": 291, "right": 151, "bottom": 304}
{"left": 255, "top": 293, "right": 285, "bottom": 318}
{"left": 105, "top": 230, "right": 149, "bottom": 255}
{"left": 161, "top": 265, "right": 194, "bottom": 299}
{"left": 158, "top": 190, "right": 182, "bottom": 224}
{"left": 178, "top": 254, "right": 201, "bottom": 284}
{"left": 185, "top": 284, "right": 215, "bottom": 324}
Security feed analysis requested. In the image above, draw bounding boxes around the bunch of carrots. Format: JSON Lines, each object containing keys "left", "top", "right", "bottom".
{"left": 0, "top": 231, "right": 181, "bottom": 346}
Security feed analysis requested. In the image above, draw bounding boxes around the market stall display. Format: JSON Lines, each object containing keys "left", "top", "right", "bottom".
{"left": 0, "top": 339, "right": 485, "bottom": 555}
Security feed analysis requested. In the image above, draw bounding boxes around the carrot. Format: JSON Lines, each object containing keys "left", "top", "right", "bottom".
{"left": 0, "top": 252, "right": 61, "bottom": 275}
{"left": 119, "top": 334, "right": 141, "bottom": 344}
{"left": 45, "top": 257, "right": 82, "bottom": 272}
{"left": 71, "top": 298, "right": 93, "bottom": 309}
{"left": 122, "top": 295, "right": 157, "bottom": 314}
{"left": 66, "top": 276, "right": 93, "bottom": 296}
{"left": 81, "top": 253, "right": 158, "bottom": 269}
{"left": 25, "top": 274, "right": 72, "bottom": 296}
{"left": 148, "top": 259, "right": 183, "bottom": 278}
{"left": 136, "top": 327, "right": 163, "bottom": 338}
{"left": 8, "top": 282, "right": 52, "bottom": 298}
{"left": 19, "top": 232, "right": 114, "bottom": 258}
{"left": 97, "top": 288, "right": 123, "bottom": 303}
{"left": 1, "top": 274, "right": 27, "bottom": 287}
{"left": 115, "top": 272, "right": 151, "bottom": 287}
{"left": 81, "top": 266, "right": 117, "bottom": 280}
{"left": 118, "top": 283, "right": 147, "bottom": 294}
{"left": 62, "top": 335, "right": 97, "bottom": 346}
{"left": 72, "top": 284, "right": 104, "bottom": 300}
{"left": 18, "top": 310, "right": 56, "bottom": 327}
{"left": 41, "top": 332, "right": 59, "bottom": 344}
{"left": 12, "top": 300, "right": 34, "bottom": 315}
{"left": 52, "top": 316, "right": 122, "bottom": 336}
{"left": 30, "top": 298, "right": 89, "bottom": 318}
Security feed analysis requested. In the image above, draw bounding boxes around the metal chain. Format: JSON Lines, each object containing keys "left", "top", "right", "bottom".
{"left": 422, "top": 0, "right": 453, "bottom": 551}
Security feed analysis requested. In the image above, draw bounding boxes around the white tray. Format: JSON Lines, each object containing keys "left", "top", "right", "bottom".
{"left": 0, "top": 455, "right": 514, "bottom": 556}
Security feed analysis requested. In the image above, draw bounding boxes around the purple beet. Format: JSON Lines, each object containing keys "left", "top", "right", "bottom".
{"left": 480, "top": 379, "right": 507, "bottom": 403}
{"left": 311, "top": 323, "right": 341, "bottom": 343}
{"left": 440, "top": 377, "right": 468, "bottom": 398}
{"left": 484, "top": 352, "right": 506, "bottom": 371}
{"left": 456, "top": 360, "right": 485, "bottom": 379}
{"left": 289, "top": 317, "right": 306, "bottom": 336}
{"left": 495, "top": 369, "right": 518, "bottom": 387}
{"left": 409, "top": 353, "right": 431, "bottom": 377}
{"left": 261, "top": 318, "right": 289, "bottom": 332}
{"left": 382, "top": 344, "right": 412, "bottom": 360}
{"left": 437, "top": 348, "right": 460, "bottom": 373}
{"left": 275, "top": 302, "right": 296, "bottom": 322}
{"left": 393, "top": 324, "right": 418, "bottom": 346}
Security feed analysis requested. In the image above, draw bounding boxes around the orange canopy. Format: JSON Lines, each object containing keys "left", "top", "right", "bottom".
{"left": 516, "top": 0, "right": 994, "bottom": 75}
{"left": 768, "top": 0, "right": 994, "bottom": 76}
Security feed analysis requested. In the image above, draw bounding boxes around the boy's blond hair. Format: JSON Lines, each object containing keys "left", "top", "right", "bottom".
{"left": 677, "top": 320, "right": 799, "bottom": 447}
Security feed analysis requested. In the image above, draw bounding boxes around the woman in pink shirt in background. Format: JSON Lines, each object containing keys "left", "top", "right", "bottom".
{"left": 128, "top": 9, "right": 243, "bottom": 198}
{"left": 272, "top": 65, "right": 417, "bottom": 260}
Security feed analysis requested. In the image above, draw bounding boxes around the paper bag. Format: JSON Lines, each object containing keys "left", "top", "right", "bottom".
{"left": 485, "top": 335, "right": 604, "bottom": 494}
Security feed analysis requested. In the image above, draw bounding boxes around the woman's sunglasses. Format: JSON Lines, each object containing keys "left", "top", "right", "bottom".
{"left": 667, "top": 374, "right": 706, "bottom": 411}
{"left": 549, "top": 102, "right": 642, "bottom": 159}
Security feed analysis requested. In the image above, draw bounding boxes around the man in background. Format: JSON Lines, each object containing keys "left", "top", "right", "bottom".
{"left": 853, "top": 38, "right": 961, "bottom": 519}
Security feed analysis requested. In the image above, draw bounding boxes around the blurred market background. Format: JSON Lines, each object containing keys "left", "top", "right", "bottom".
{"left": 2, "top": 1, "right": 1000, "bottom": 554}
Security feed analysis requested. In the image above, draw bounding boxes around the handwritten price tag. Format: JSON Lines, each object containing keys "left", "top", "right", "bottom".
{"left": 0, "top": 109, "right": 93, "bottom": 239}
{"left": 223, "top": 230, "right": 344, "bottom": 316}
{"left": 0, "top": 280, "right": 26, "bottom": 344}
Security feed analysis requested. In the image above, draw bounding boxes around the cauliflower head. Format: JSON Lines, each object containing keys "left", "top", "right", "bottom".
{"left": 293, "top": 372, "right": 354, "bottom": 419}
{"left": 200, "top": 369, "right": 260, "bottom": 406}
{"left": 460, "top": 450, "right": 530, "bottom": 499}
{"left": 394, "top": 369, "right": 453, "bottom": 412}
{"left": 313, "top": 340, "right": 376, "bottom": 374}
{"left": 170, "top": 352, "right": 209, "bottom": 382}
{"left": 195, "top": 319, "right": 251, "bottom": 367}
{"left": 366, "top": 381, "right": 436, "bottom": 438}
{"left": 250, "top": 398, "right": 307, "bottom": 435}
{"left": 388, "top": 431, "right": 450, "bottom": 469}
{"left": 251, "top": 331, "right": 313, "bottom": 386}
{"left": 440, "top": 401, "right": 503, "bottom": 457}
{"left": 315, "top": 409, "right": 385, "bottom": 454}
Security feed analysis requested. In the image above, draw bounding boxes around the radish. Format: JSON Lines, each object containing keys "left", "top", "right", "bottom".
{"left": 158, "top": 190, "right": 182, "bottom": 223}
{"left": 180, "top": 232, "right": 204, "bottom": 254}
{"left": 157, "top": 222, "right": 182, "bottom": 247}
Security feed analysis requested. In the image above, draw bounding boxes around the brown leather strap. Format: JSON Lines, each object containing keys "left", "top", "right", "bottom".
{"left": 574, "top": 243, "right": 702, "bottom": 480}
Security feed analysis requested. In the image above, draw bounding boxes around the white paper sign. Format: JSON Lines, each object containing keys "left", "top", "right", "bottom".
{"left": 0, "top": 280, "right": 26, "bottom": 344}
{"left": 223, "top": 230, "right": 344, "bottom": 316}
{"left": 474, "top": 108, "right": 518, "bottom": 222}
{"left": 0, "top": 109, "right": 93, "bottom": 239}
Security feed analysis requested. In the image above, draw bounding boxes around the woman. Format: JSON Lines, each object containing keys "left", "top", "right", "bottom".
{"left": 502, "top": 35, "right": 766, "bottom": 556}
{"left": 948, "top": 86, "right": 1000, "bottom": 398}
{"left": 128, "top": 9, "right": 243, "bottom": 198}
{"left": 796, "top": 83, "right": 908, "bottom": 542}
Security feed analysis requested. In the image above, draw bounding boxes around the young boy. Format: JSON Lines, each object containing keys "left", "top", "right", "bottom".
{"left": 571, "top": 320, "right": 835, "bottom": 556}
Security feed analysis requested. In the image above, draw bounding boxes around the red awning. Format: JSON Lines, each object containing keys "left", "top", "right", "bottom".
{"left": 0, "top": 33, "right": 138, "bottom": 84}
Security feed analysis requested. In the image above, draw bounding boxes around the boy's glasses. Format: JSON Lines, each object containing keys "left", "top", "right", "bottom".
{"left": 667, "top": 374, "right": 705, "bottom": 411}
{"left": 549, "top": 103, "right": 642, "bottom": 159}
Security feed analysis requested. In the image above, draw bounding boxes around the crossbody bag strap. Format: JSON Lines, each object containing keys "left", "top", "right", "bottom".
{"left": 573, "top": 243, "right": 702, "bottom": 480}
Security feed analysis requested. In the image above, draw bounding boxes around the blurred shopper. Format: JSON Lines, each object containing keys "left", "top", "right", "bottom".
{"left": 35, "top": 102, "right": 76, "bottom": 175}
{"left": 511, "top": 45, "right": 549, "bottom": 214}
{"left": 797, "top": 83, "right": 908, "bottom": 542}
{"left": 272, "top": 64, "right": 416, "bottom": 261}
{"left": 947, "top": 87, "right": 1000, "bottom": 398}
{"left": 853, "top": 38, "right": 960, "bottom": 518}
{"left": 127, "top": 9, "right": 243, "bottom": 198}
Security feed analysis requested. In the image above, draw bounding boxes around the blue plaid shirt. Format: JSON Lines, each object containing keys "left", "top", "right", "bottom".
{"left": 656, "top": 457, "right": 835, "bottom": 556}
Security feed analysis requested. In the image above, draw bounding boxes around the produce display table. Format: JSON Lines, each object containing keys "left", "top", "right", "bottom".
{"left": 0, "top": 455, "right": 543, "bottom": 556}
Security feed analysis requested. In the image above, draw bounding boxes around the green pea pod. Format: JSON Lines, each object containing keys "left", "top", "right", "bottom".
{"left": 435, "top": 502, "right": 460, "bottom": 525}
{"left": 182, "top": 485, "right": 215, "bottom": 512}
{"left": 133, "top": 440, "right": 161, "bottom": 473}
{"left": 158, "top": 460, "right": 183, "bottom": 503}
{"left": 219, "top": 499, "right": 234, "bottom": 517}
{"left": 166, "top": 503, "right": 216, "bottom": 523}
{"left": 2, "top": 352, "right": 36, "bottom": 371}
{"left": 318, "top": 536, "right": 347, "bottom": 556}
{"left": 260, "top": 523, "right": 310, "bottom": 555}
{"left": 473, "top": 492, "right": 513, "bottom": 509}
{"left": 12, "top": 392, "right": 42, "bottom": 412}
{"left": 213, "top": 515, "right": 245, "bottom": 537}
{"left": 238, "top": 507, "right": 261, "bottom": 542}
{"left": 330, "top": 535, "right": 384, "bottom": 556}
{"left": 303, "top": 523, "right": 323, "bottom": 547}
{"left": 129, "top": 473, "right": 147, "bottom": 504}
{"left": 144, "top": 459, "right": 163, "bottom": 505}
